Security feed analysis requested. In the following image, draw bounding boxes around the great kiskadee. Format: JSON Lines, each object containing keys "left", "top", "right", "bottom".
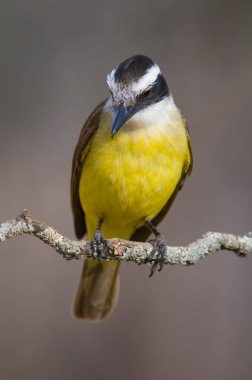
{"left": 71, "top": 55, "right": 192, "bottom": 322}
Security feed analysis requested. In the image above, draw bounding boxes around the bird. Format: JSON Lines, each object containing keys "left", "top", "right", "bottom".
{"left": 71, "top": 54, "right": 192, "bottom": 322}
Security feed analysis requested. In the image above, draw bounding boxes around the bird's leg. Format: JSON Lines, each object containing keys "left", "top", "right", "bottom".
{"left": 144, "top": 220, "right": 167, "bottom": 277}
{"left": 91, "top": 217, "right": 111, "bottom": 262}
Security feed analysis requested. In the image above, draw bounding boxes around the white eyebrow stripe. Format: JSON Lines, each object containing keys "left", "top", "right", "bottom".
{"left": 131, "top": 64, "right": 161, "bottom": 92}
{"left": 107, "top": 68, "right": 116, "bottom": 90}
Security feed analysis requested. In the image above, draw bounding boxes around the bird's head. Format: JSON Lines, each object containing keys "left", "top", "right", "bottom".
{"left": 107, "top": 55, "right": 169, "bottom": 138}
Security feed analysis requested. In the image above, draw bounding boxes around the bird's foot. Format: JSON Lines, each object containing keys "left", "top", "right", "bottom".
{"left": 91, "top": 229, "right": 111, "bottom": 262}
{"left": 144, "top": 220, "right": 167, "bottom": 278}
{"left": 149, "top": 234, "right": 167, "bottom": 277}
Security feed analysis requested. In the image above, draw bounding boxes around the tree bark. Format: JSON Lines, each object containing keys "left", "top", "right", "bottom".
{"left": 0, "top": 210, "right": 252, "bottom": 266}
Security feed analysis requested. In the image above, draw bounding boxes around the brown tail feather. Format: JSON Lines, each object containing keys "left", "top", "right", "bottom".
{"left": 73, "top": 259, "right": 120, "bottom": 322}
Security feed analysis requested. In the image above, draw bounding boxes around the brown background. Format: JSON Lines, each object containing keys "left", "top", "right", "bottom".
{"left": 0, "top": 0, "right": 252, "bottom": 379}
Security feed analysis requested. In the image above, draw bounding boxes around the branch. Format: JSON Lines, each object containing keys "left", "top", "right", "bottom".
{"left": 0, "top": 210, "right": 252, "bottom": 266}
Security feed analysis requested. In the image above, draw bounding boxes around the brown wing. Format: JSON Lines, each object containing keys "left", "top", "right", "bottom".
{"left": 131, "top": 119, "right": 193, "bottom": 242}
{"left": 71, "top": 100, "right": 107, "bottom": 238}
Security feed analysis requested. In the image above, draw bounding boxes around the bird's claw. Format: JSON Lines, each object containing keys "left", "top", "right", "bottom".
{"left": 91, "top": 229, "right": 111, "bottom": 263}
{"left": 149, "top": 234, "right": 167, "bottom": 277}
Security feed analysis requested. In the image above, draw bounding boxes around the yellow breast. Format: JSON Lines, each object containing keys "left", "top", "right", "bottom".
{"left": 79, "top": 100, "right": 191, "bottom": 239}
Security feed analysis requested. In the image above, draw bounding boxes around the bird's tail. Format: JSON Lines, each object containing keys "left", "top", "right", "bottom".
{"left": 72, "top": 258, "right": 120, "bottom": 322}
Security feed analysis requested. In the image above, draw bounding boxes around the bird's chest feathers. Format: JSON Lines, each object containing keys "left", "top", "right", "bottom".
{"left": 80, "top": 111, "right": 188, "bottom": 222}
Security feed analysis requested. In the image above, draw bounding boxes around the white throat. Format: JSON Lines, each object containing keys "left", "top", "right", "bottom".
{"left": 131, "top": 95, "right": 177, "bottom": 127}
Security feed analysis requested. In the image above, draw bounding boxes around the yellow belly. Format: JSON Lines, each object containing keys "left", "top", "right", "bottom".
{"left": 79, "top": 110, "right": 190, "bottom": 240}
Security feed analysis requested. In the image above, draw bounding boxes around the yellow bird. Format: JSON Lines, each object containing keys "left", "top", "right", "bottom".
{"left": 71, "top": 55, "right": 192, "bottom": 322}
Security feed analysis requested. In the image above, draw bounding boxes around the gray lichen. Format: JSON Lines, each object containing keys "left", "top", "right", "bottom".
{"left": 0, "top": 210, "right": 252, "bottom": 266}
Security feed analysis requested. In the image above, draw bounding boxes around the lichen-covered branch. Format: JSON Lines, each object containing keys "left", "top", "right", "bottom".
{"left": 0, "top": 209, "right": 252, "bottom": 266}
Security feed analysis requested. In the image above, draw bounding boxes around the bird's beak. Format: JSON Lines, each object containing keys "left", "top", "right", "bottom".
{"left": 111, "top": 101, "right": 132, "bottom": 138}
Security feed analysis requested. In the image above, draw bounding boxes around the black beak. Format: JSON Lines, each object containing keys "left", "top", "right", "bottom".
{"left": 111, "top": 101, "right": 134, "bottom": 138}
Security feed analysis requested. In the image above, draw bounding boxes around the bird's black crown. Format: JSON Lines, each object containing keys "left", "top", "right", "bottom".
{"left": 114, "top": 55, "right": 155, "bottom": 85}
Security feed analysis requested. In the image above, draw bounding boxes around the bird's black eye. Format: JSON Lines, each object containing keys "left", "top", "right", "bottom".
{"left": 142, "top": 88, "right": 152, "bottom": 97}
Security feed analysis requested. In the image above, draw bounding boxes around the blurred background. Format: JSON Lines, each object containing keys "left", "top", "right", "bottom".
{"left": 0, "top": 0, "right": 252, "bottom": 379}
